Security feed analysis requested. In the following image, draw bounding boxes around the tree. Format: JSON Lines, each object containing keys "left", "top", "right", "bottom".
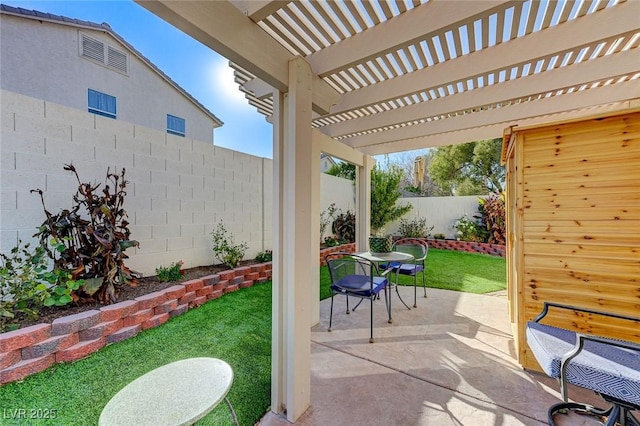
{"left": 370, "top": 165, "right": 412, "bottom": 234}
{"left": 326, "top": 161, "right": 355, "bottom": 181}
{"left": 428, "top": 138, "right": 505, "bottom": 195}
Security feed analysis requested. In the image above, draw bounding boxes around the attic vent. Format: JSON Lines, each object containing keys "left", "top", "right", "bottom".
{"left": 81, "top": 34, "right": 104, "bottom": 63}
{"left": 108, "top": 47, "right": 128, "bottom": 73}
{"left": 79, "top": 32, "right": 128, "bottom": 75}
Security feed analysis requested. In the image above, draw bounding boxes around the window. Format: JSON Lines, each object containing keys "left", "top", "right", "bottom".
{"left": 167, "top": 114, "right": 186, "bottom": 137}
{"left": 88, "top": 89, "right": 117, "bottom": 119}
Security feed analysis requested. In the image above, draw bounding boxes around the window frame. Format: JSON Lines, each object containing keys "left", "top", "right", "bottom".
{"left": 87, "top": 89, "right": 117, "bottom": 119}
{"left": 167, "top": 114, "right": 186, "bottom": 137}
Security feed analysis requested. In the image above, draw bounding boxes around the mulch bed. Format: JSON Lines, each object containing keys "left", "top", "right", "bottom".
{"left": 12, "top": 261, "right": 258, "bottom": 331}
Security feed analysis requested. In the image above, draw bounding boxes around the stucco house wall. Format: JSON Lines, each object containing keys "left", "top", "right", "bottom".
{"left": 0, "top": 8, "right": 221, "bottom": 143}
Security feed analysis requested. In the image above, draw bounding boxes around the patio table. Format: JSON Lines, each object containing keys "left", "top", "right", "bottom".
{"left": 99, "top": 357, "right": 238, "bottom": 426}
{"left": 354, "top": 251, "right": 415, "bottom": 322}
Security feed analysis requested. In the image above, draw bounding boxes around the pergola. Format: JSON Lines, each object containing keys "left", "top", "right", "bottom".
{"left": 136, "top": 0, "right": 639, "bottom": 422}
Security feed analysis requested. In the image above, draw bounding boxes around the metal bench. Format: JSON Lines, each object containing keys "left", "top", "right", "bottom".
{"left": 526, "top": 302, "right": 640, "bottom": 425}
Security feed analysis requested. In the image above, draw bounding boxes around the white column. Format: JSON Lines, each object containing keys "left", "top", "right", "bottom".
{"left": 271, "top": 57, "right": 314, "bottom": 422}
{"left": 356, "top": 155, "right": 374, "bottom": 251}
{"left": 309, "top": 129, "right": 321, "bottom": 327}
{"left": 270, "top": 90, "right": 285, "bottom": 415}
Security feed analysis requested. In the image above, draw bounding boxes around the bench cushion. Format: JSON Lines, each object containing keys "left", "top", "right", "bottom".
{"left": 526, "top": 321, "right": 640, "bottom": 407}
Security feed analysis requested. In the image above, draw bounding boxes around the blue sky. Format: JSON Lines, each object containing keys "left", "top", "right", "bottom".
{"left": 7, "top": 0, "right": 274, "bottom": 158}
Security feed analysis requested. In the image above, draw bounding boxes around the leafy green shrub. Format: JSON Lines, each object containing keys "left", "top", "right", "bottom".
{"left": 371, "top": 165, "right": 412, "bottom": 235}
{"left": 0, "top": 240, "right": 82, "bottom": 331}
{"left": 255, "top": 250, "right": 272, "bottom": 263}
{"left": 320, "top": 203, "right": 337, "bottom": 240}
{"left": 211, "top": 221, "right": 248, "bottom": 268}
{"left": 155, "top": 260, "right": 184, "bottom": 282}
{"left": 398, "top": 217, "right": 434, "bottom": 238}
{"left": 323, "top": 236, "right": 342, "bottom": 247}
{"left": 32, "top": 164, "right": 139, "bottom": 304}
{"left": 453, "top": 214, "right": 487, "bottom": 242}
{"left": 433, "top": 233, "right": 447, "bottom": 240}
{"left": 332, "top": 210, "right": 355, "bottom": 243}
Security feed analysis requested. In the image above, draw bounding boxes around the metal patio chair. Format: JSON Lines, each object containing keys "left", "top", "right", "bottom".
{"left": 325, "top": 252, "right": 390, "bottom": 343}
{"left": 382, "top": 238, "right": 428, "bottom": 309}
{"left": 526, "top": 302, "right": 640, "bottom": 426}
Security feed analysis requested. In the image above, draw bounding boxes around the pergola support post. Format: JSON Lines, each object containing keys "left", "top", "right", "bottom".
{"left": 356, "top": 155, "right": 374, "bottom": 251}
{"left": 270, "top": 57, "right": 315, "bottom": 422}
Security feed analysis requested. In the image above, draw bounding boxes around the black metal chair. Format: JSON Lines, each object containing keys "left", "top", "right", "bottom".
{"left": 325, "top": 252, "right": 390, "bottom": 343}
{"left": 526, "top": 302, "right": 640, "bottom": 426}
{"left": 382, "top": 238, "right": 428, "bottom": 309}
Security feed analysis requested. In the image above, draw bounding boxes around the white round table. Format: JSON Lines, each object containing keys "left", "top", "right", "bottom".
{"left": 99, "top": 357, "right": 237, "bottom": 426}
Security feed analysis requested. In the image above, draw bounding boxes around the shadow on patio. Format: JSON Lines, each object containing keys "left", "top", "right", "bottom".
{"left": 260, "top": 287, "right": 606, "bottom": 426}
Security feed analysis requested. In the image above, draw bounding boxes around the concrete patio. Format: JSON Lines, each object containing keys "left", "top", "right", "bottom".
{"left": 260, "top": 286, "right": 614, "bottom": 425}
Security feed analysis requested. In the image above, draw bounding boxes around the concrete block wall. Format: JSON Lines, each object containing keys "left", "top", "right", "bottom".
{"left": 387, "top": 195, "right": 484, "bottom": 238}
{"left": 0, "top": 91, "right": 267, "bottom": 275}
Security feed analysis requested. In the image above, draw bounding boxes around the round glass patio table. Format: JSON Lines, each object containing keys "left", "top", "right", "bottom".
{"left": 99, "top": 357, "right": 237, "bottom": 426}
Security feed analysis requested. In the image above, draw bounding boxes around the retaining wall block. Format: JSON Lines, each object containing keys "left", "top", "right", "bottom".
{"left": 0, "top": 323, "right": 51, "bottom": 352}
{"left": 219, "top": 270, "right": 235, "bottom": 281}
{"left": 169, "top": 304, "right": 188, "bottom": 318}
{"left": 239, "top": 280, "right": 253, "bottom": 289}
{"left": 203, "top": 274, "right": 220, "bottom": 286}
{"left": 56, "top": 338, "right": 106, "bottom": 363}
{"left": 223, "top": 284, "right": 239, "bottom": 294}
{"left": 196, "top": 286, "right": 213, "bottom": 298}
{"left": 189, "top": 296, "right": 207, "bottom": 308}
{"left": 102, "top": 319, "right": 124, "bottom": 337}
{"left": 122, "top": 309, "right": 154, "bottom": 327}
{"left": 234, "top": 266, "right": 251, "bottom": 277}
{"left": 212, "top": 280, "right": 228, "bottom": 292}
{"left": 1, "top": 354, "right": 55, "bottom": 385}
{"left": 178, "top": 291, "right": 196, "bottom": 305}
{"left": 163, "top": 285, "right": 186, "bottom": 300}
{"left": 208, "top": 290, "right": 223, "bottom": 300}
{"left": 0, "top": 349, "right": 21, "bottom": 370}
{"left": 155, "top": 299, "right": 179, "bottom": 315}
{"left": 106, "top": 325, "right": 141, "bottom": 344}
{"left": 78, "top": 322, "right": 108, "bottom": 342}
{"left": 183, "top": 279, "right": 204, "bottom": 293}
{"left": 250, "top": 264, "right": 265, "bottom": 274}
{"left": 100, "top": 300, "right": 139, "bottom": 322}
{"left": 20, "top": 333, "right": 79, "bottom": 361}
{"left": 142, "top": 313, "right": 170, "bottom": 330}
{"left": 134, "top": 291, "right": 167, "bottom": 311}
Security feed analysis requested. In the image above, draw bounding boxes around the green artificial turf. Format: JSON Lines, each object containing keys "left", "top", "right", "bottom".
{"left": 0, "top": 283, "right": 272, "bottom": 426}
{"left": 320, "top": 249, "right": 506, "bottom": 299}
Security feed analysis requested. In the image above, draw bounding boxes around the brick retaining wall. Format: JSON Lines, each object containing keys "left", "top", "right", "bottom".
{"left": 425, "top": 239, "right": 505, "bottom": 257}
{"left": 0, "top": 262, "right": 273, "bottom": 385}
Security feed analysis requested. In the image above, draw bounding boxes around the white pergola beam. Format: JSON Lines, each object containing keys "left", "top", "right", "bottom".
{"left": 358, "top": 101, "right": 635, "bottom": 155}
{"left": 135, "top": 0, "right": 338, "bottom": 114}
{"left": 328, "top": 1, "right": 639, "bottom": 114}
{"left": 345, "top": 80, "right": 640, "bottom": 148}
{"left": 322, "top": 49, "right": 640, "bottom": 137}
{"left": 313, "top": 128, "right": 364, "bottom": 166}
{"left": 306, "top": 0, "right": 518, "bottom": 76}
{"left": 229, "top": 0, "right": 292, "bottom": 22}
